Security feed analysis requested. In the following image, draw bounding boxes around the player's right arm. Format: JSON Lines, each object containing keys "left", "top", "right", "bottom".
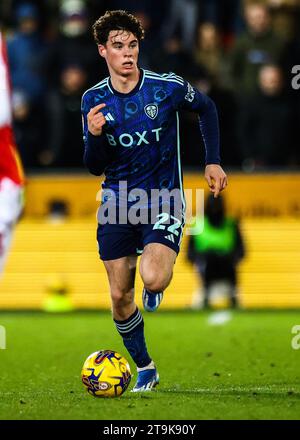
{"left": 87, "top": 103, "right": 106, "bottom": 136}
{"left": 81, "top": 94, "right": 112, "bottom": 176}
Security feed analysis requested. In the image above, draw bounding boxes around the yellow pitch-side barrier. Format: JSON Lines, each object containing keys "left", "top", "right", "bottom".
{"left": 0, "top": 173, "right": 299, "bottom": 309}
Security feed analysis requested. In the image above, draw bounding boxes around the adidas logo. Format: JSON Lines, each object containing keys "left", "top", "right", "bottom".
{"left": 105, "top": 112, "right": 114, "bottom": 122}
{"left": 164, "top": 234, "right": 175, "bottom": 243}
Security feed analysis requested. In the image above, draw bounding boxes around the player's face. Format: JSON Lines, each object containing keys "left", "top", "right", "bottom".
{"left": 98, "top": 31, "right": 139, "bottom": 76}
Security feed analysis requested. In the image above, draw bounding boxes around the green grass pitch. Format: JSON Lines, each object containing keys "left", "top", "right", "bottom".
{"left": 0, "top": 310, "right": 300, "bottom": 420}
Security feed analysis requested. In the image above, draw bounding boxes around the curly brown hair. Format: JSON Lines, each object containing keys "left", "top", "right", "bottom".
{"left": 92, "top": 10, "right": 145, "bottom": 45}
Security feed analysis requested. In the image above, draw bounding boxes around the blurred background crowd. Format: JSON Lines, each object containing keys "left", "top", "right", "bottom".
{"left": 1, "top": 0, "right": 300, "bottom": 172}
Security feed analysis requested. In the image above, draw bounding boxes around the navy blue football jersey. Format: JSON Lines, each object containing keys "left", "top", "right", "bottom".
{"left": 81, "top": 69, "right": 220, "bottom": 206}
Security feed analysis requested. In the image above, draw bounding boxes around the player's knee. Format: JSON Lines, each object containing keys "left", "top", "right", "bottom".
{"left": 142, "top": 270, "right": 172, "bottom": 293}
{"left": 110, "top": 288, "right": 133, "bottom": 309}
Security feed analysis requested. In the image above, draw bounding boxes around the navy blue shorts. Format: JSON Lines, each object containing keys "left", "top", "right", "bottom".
{"left": 97, "top": 212, "right": 185, "bottom": 261}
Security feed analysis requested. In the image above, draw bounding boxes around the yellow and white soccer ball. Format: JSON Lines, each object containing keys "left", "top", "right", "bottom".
{"left": 81, "top": 350, "right": 132, "bottom": 397}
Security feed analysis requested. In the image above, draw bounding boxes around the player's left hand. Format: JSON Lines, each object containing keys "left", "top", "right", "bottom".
{"left": 205, "top": 164, "right": 228, "bottom": 198}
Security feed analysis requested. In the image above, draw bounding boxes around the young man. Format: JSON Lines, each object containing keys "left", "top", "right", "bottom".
{"left": 0, "top": 31, "right": 24, "bottom": 276}
{"left": 81, "top": 10, "right": 227, "bottom": 392}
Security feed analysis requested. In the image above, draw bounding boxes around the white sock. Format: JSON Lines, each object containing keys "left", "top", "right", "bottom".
{"left": 137, "top": 360, "right": 155, "bottom": 372}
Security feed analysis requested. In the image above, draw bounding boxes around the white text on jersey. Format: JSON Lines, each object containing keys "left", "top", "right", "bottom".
{"left": 106, "top": 128, "right": 163, "bottom": 148}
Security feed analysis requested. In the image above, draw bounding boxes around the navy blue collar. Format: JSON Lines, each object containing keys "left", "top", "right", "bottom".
{"left": 108, "top": 68, "right": 144, "bottom": 97}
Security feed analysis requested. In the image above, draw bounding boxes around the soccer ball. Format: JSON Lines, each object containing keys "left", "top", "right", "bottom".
{"left": 81, "top": 350, "right": 132, "bottom": 397}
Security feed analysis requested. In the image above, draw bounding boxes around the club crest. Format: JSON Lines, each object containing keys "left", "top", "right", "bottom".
{"left": 144, "top": 103, "right": 158, "bottom": 120}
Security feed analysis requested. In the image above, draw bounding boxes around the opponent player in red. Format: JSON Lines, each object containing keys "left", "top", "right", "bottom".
{"left": 0, "top": 31, "right": 24, "bottom": 275}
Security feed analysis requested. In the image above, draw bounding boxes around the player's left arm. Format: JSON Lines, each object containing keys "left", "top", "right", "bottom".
{"left": 171, "top": 77, "right": 228, "bottom": 198}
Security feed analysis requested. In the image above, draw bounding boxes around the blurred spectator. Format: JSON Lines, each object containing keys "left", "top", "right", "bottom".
{"left": 6, "top": 3, "right": 48, "bottom": 169}
{"left": 6, "top": 3, "right": 49, "bottom": 104}
{"left": 0, "top": 0, "right": 49, "bottom": 30}
{"left": 12, "top": 90, "right": 43, "bottom": 168}
{"left": 40, "top": 63, "right": 88, "bottom": 168}
{"left": 48, "top": 0, "right": 105, "bottom": 87}
{"left": 263, "top": 0, "right": 300, "bottom": 41}
{"left": 199, "top": 0, "right": 244, "bottom": 45}
{"left": 151, "top": 36, "right": 202, "bottom": 79}
{"left": 229, "top": 1, "right": 285, "bottom": 97}
{"left": 238, "top": 64, "right": 295, "bottom": 169}
{"left": 194, "top": 22, "right": 230, "bottom": 88}
{"left": 187, "top": 194, "right": 245, "bottom": 309}
{"left": 161, "top": 0, "right": 199, "bottom": 52}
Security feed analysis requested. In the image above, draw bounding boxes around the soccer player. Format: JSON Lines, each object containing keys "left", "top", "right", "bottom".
{"left": 81, "top": 10, "right": 227, "bottom": 392}
{"left": 0, "top": 31, "right": 24, "bottom": 276}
